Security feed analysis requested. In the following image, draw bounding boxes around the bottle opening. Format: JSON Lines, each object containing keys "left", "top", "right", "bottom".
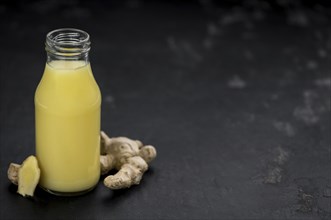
{"left": 46, "top": 28, "right": 91, "bottom": 59}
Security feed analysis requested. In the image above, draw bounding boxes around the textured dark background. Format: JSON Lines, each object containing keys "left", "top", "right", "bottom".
{"left": 0, "top": 0, "right": 330, "bottom": 219}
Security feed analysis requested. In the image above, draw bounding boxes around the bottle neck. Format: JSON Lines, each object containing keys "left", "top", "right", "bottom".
{"left": 45, "top": 28, "right": 91, "bottom": 66}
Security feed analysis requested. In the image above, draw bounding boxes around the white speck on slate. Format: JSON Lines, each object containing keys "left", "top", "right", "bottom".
{"left": 207, "top": 22, "right": 221, "bottom": 36}
{"left": 306, "top": 60, "right": 318, "bottom": 70}
{"left": 104, "top": 95, "right": 115, "bottom": 103}
{"left": 318, "top": 49, "right": 327, "bottom": 58}
{"left": 227, "top": 75, "right": 246, "bottom": 89}
{"left": 314, "top": 78, "right": 331, "bottom": 88}
{"left": 273, "top": 121, "right": 296, "bottom": 137}
{"left": 287, "top": 10, "right": 309, "bottom": 27}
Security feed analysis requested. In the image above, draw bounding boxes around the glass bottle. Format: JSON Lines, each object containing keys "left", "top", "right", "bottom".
{"left": 35, "top": 28, "right": 101, "bottom": 196}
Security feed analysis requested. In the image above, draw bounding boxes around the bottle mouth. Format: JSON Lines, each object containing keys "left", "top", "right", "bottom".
{"left": 45, "top": 28, "right": 91, "bottom": 58}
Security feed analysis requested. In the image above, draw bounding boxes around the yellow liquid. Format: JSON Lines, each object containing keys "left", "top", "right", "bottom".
{"left": 35, "top": 61, "right": 101, "bottom": 193}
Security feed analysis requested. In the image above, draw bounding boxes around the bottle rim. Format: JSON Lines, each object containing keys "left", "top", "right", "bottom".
{"left": 45, "top": 28, "right": 91, "bottom": 58}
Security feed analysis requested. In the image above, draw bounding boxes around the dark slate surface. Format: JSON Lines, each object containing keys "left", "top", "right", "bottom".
{"left": 0, "top": 1, "right": 330, "bottom": 219}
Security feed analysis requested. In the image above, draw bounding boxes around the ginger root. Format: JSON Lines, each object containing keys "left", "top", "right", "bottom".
{"left": 100, "top": 131, "right": 157, "bottom": 190}
{"left": 8, "top": 155, "right": 40, "bottom": 197}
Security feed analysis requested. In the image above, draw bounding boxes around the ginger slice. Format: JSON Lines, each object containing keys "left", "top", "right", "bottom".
{"left": 8, "top": 163, "right": 21, "bottom": 185}
{"left": 17, "top": 156, "right": 40, "bottom": 197}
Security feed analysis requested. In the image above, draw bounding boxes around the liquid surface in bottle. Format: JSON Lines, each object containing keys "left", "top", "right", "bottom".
{"left": 35, "top": 61, "right": 101, "bottom": 192}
